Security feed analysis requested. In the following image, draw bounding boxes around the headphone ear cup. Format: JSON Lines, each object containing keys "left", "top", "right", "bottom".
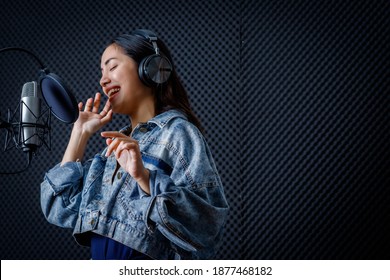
{"left": 138, "top": 56, "right": 151, "bottom": 86}
{"left": 138, "top": 54, "right": 172, "bottom": 87}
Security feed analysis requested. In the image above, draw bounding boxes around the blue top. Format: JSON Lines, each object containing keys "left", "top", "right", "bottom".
{"left": 91, "top": 234, "right": 151, "bottom": 260}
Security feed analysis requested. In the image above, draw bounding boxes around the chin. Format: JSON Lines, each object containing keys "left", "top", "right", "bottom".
{"left": 112, "top": 107, "right": 130, "bottom": 116}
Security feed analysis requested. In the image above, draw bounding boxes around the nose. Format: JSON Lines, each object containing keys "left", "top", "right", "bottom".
{"left": 100, "top": 74, "right": 110, "bottom": 89}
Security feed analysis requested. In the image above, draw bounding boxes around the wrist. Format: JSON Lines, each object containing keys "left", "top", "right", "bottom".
{"left": 136, "top": 168, "right": 150, "bottom": 195}
{"left": 61, "top": 127, "right": 90, "bottom": 165}
{"left": 71, "top": 124, "right": 93, "bottom": 141}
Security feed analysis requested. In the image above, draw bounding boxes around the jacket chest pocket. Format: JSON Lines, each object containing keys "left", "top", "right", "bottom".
{"left": 117, "top": 175, "right": 145, "bottom": 220}
{"left": 83, "top": 155, "right": 107, "bottom": 196}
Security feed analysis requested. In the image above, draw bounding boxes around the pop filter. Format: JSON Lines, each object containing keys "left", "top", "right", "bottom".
{"left": 40, "top": 72, "right": 79, "bottom": 124}
{"left": 0, "top": 47, "right": 79, "bottom": 124}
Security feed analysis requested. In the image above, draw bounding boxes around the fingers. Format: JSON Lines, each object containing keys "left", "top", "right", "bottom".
{"left": 116, "top": 141, "right": 139, "bottom": 160}
{"left": 102, "top": 134, "right": 139, "bottom": 157}
{"left": 100, "top": 99, "right": 111, "bottom": 117}
{"left": 107, "top": 139, "right": 138, "bottom": 158}
{"left": 99, "top": 99, "right": 112, "bottom": 124}
{"left": 82, "top": 92, "right": 108, "bottom": 113}
{"left": 101, "top": 131, "right": 125, "bottom": 138}
{"left": 115, "top": 142, "right": 146, "bottom": 182}
{"left": 100, "top": 109, "right": 113, "bottom": 125}
{"left": 92, "top": 92, "right": 101, "bottom": 113}
{"left": 83, "top": 97, "right": 93, "bottom": 112}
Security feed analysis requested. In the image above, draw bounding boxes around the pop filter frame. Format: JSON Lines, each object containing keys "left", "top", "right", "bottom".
{"left": 39, "top": 71, "right": 79, "bottom": 124}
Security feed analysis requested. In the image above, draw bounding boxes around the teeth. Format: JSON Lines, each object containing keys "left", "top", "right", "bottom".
{"left": 108, "top": 88, "right": 120, "bottom": 97}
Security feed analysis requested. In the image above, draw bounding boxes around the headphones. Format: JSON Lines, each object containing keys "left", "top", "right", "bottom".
{"left": 132, "top": 29, "right": 173, "bottom": 87}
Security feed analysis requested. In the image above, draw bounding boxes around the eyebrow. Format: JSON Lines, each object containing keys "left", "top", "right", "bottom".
{"left": 101, "top": 57, "right": 118, "bottom": 70}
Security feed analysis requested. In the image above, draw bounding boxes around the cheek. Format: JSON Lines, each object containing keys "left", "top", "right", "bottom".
{"left": 117, "top": 63, "right": 146, "bottom": 93}
{"left": 125, "top": 73, "right": 146, "bottom": 92}
{"left": 126, "top": 65, "right": 141, "bottom": 83}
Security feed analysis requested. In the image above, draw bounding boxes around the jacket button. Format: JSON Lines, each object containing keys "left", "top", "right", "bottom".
{"left": 117, "top": 172, "right": 122, "bottom": 180}
{"left": 139, "top": 127, "right": 148, "bottom": 133}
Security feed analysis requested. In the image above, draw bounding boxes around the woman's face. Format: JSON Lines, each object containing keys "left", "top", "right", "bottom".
{"left": 100, "top": 44, "right": 152, "bottom": 115}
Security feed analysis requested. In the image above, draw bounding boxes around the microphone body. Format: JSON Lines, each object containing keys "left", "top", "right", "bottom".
{"left": 21, "top": 81, "right": 41, "bottom": 152}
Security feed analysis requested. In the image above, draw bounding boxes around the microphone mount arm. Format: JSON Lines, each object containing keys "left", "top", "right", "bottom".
{"left": 0, "top": 116, "right": 11, "bottom": 129}
{"left": 0, "top": 47, "right": 46, "bottom": 69}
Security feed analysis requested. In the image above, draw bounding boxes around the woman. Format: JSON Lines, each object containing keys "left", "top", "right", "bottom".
{"left": 40, "top": 29, "right": 229, "bottom": 260}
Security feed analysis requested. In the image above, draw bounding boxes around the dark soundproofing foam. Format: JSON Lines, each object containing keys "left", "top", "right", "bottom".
{"left": 241, "top": 0, "right": 390, "bottom": 259}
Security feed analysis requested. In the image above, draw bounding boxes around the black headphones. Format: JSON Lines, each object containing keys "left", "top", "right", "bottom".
{"left": 132, "top": 29, "right": 173, "bottom": 87}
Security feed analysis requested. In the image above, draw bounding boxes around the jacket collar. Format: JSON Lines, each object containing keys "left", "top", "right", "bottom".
{"left": 148, "top": 109, "right": 187, "bottom": 128}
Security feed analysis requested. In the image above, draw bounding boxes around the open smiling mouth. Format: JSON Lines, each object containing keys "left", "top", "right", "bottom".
{"left": 108, "top": 87, "right": 120, "bottom": 99}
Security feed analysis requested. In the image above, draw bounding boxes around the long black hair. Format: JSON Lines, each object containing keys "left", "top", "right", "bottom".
{"left": 108, "top": 31, "right": 203, "bottom": 133}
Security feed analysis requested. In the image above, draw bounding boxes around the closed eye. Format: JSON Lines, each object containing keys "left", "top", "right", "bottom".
{"left": 110, "top": 65, "right": 118, "bottom": 71}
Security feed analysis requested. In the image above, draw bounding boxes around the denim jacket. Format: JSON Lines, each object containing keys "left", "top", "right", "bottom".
{"left": 40, "top": 110, "right": 229, "bottom": 259}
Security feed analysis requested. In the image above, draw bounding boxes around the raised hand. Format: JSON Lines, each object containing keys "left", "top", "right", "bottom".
{"left": 61, "top": 92, "right": 112, "bottom": 165}
{"left": 101, "top": 131, "right": 150, "bottom": 194}
{"left": 73, "top": 92, "right": 112, "bottom": 137}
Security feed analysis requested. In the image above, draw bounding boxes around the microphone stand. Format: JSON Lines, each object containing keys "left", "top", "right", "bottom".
{"left": 0, "top": 104, "right": 52, "bottom": 175}
{"left": 0, "top": 113, "right": 32, "bottom": 175}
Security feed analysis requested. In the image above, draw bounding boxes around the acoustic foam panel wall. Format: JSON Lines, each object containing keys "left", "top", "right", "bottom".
{"left": 0, "top": 0, "right": 389, "bottom": 259}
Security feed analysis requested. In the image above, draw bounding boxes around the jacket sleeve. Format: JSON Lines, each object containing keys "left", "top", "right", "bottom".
{"left": 140, "top": 125, "right": 229, "bottom": 259}
{"left": 40, "top": 161, "right": 89, "bottom": 228}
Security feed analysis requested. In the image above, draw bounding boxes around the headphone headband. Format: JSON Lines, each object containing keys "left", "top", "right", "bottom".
{"left": 132, "top": 29, "right": 160, "bottom": 55}
{"left": 131, "top": 29, "right": 172, "bottom": 87}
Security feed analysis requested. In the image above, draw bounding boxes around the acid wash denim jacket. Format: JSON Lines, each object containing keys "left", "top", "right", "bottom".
{"left": 40, "top": 109, "right": 229, "bottom": 259}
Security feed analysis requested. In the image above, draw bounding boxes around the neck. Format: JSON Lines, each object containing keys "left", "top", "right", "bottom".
{"left": 130, "top": 98, "right": 156, "bottom": 128}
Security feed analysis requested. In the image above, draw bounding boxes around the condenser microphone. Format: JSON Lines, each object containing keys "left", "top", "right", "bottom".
{"left": 0, "top": 47, "right": 80, "bottom": 174}
{"left": 20, "top": 81, "right": 41, "bottom": 153}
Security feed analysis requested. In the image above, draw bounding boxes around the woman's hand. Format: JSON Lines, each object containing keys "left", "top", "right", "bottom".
{"left": 74, "top": 92, "right": 112, "bottom": 137}
{"left": 101, "top": 131, "right": 150, "bottom": 194}
{"left": 61, "top": 92, "right": 112, "bottom": 165}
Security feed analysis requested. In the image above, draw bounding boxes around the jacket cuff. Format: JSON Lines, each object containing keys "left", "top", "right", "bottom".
{"left": 45, "top": 161, "right": 84, "bottom": 195}
{"left": 144, "top": 170, "right": 162, "bottom": 232}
